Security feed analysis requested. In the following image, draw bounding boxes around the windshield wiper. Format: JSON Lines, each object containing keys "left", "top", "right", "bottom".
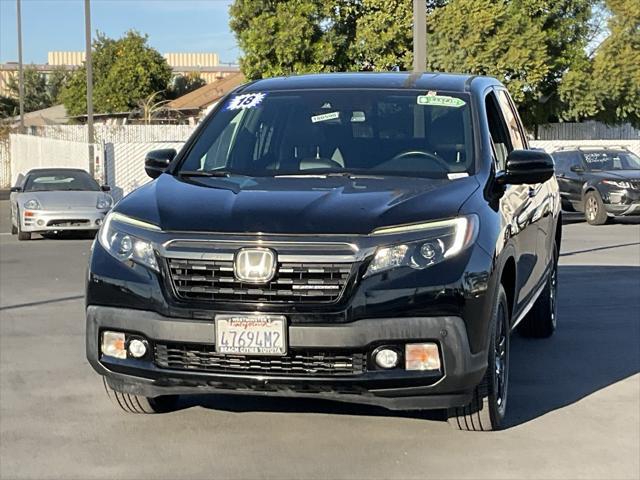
{"left": 178, "top": 170, "right": 232, "bottom": 177}
{"left": 275, "top": 171, "right": 382, "bottom": 179}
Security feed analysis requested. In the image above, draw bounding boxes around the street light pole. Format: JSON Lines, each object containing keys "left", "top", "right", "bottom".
{"left": 84, "top": 0, "right": 95, "bottom": 177}
{"left": 16, "top": 0, "right": 24, "bottom": 132}
{"left": 413, "top": 0, "right": 426, "bottom": 72}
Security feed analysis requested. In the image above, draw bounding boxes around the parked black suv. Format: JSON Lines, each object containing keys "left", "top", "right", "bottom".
{"left": 552, "top": 147, "right": 640, "bottom": 225}
{"left": 86, "top": 73, "right": 561, "bottom": 431}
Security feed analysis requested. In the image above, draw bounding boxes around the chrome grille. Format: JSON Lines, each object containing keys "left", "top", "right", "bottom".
{"left": 167, "top": 258, "right": 352, "bottom": 303}
{"left": 155, "top": 343, "right": 366, "bottom": 376}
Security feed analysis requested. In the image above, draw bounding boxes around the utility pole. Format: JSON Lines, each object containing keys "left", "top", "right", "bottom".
{"left": 413, "top": 0, "right": 427, "bottom": 72}
{"left": 16, "top": 0, "right": 24, "bottom": 132}
{"left": 84, "top": 0, "right": 95, "bottom": 177}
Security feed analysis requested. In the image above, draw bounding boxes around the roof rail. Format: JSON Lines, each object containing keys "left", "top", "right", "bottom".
{"left": 554, "top": 145, "right": 631, "bottom": 152}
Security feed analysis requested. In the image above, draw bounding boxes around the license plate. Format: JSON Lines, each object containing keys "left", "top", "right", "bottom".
{"left": 215, "top": 315, "right": 287, "bottom": 356}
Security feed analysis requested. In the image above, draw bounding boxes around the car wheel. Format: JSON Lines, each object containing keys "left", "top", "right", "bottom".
{"left": 103, "top": 378, "right": 177, "bottom": 414}
{"left": 584, "top": 191, "right": 609, "bottom": 225}
{"left": 447, "top": 284, "right": 510, "bottom": 431}
{"left": 11, "top": 223, "right": 17, "bottom": 235}
{"left": 519, "top": 243, "right": 558, "bottom": 338}
{"left": 17, "top": 213, "right": 31, "bottom": 241}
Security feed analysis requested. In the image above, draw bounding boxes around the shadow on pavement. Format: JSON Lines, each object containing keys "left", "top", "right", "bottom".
{"left": 560, "top": 242, "right": 640, "bottom": 257}
{"left": 0, "top": 295, "right": 85, "bottom": 311}
{"left": 159, "top": 266, "right": 640, "bottom": 428}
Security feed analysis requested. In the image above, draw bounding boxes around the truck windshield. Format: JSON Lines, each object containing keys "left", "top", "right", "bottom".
{"left": 178, "top": 89, "right": 474, "bottom": 179}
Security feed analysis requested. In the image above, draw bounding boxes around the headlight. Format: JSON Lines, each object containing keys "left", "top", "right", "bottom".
{"left": 96, "top": 197, "right": 112, "bottom": 210}
{"left": 365, "top": 216, "right": 477, "bottom": 277}
{"left": 602, "top": 180, "right": 631, "bottom": 189}
{"left": 98, "top": 212, "right": 160, "bottom": 271}
{"left": 24, "top": 199, "right": 41, "bottom": 210}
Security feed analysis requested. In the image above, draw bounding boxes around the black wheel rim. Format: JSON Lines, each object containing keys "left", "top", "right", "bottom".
{"left": 494, "top": 303, "right": 508, "bottom": 410}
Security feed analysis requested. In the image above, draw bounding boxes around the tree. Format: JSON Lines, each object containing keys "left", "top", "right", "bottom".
{"left": 560, "top": 0, "right": 640, "bottom": 126}
{"left": 60, "top": 31, "right": 173, "bottom": 116}
{"left": 0, "top": 95, "right": 19, "bottom": 118}
{"left": 169, "top": 72, "right": 207, "bottom": 98}
{"left": 229, "top": 0, "right": 347, "bottom": 79}
{"left": 47, "top": 66, "right": 72, "bottom": 104}
{"left": 426, "top": 0, "right": 594, "bottom": 131}
{"left": 229, "top": 0, "right": 595, "bottom": 130}
{"left": 6, "top": 65, "right": 51, "bottom": 112}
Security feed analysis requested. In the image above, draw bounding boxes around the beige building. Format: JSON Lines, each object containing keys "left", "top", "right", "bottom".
{"left": 1, "top": 50, "right": 237, "bottom": 96}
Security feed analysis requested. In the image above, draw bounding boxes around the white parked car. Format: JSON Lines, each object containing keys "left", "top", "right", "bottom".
{"left": 10, "top": 168, "right": 113, "bottom": 241}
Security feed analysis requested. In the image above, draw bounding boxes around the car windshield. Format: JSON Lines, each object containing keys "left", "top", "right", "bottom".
{"left": 582, "top": 151, "right": 640, "bottom": 171}
{"left": 24, "top": 171, "right": 100, "bottom": 192}
{"left": 178, "top": 89, "right": 475, "bottom": 179}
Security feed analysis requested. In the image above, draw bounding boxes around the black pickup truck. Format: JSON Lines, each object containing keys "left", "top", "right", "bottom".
{"left": 86, "top": 72, "right": 561, "bottom": 431}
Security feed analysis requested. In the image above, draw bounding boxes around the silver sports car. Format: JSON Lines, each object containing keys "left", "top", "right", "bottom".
{"left": 10, "top": 168, "right": 113, "bottom": 241}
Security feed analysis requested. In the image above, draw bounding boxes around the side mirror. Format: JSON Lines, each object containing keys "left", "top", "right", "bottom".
{"left": 570, "top": 164, "right": 584, "bottom": 173}
{"left": 497, "top": 149, "right": 555, "bottom": 185}
{"left": 145, "top": 149, "right": 177, "bottom": 179}
{"left": 100, "top": 185, "right": 111, "bottom": 192}
{"left": 10, "top": 186, "right": 22, "bottom": 193}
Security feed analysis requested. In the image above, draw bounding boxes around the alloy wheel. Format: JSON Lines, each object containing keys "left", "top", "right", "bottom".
{"left": 494, "top": 303, "right": 508, "bottom": 412}
{"left": 586, "top": 196, "right": 598, "bottom": 221}
{"left": 550, "top": 265, "right": 558, "bottom": 329}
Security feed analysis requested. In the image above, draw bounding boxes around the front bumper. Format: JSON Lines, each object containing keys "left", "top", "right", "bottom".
{"left": 602, "top": 188, "right": 640, "bottom": 216}
{"left": 22, "top": 208, "right": 108, "bottom": 232}
{"left": 87, "top": 306, "right": 487, "bottom": 410}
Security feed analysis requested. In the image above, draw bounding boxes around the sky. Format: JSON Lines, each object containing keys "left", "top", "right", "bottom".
{"left": 0, "top": 0, "right": 240, "bottom": 64}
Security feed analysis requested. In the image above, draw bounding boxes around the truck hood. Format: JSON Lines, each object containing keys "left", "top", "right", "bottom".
{"left": 116, "top": 173, "right": 480, "bottom": 235}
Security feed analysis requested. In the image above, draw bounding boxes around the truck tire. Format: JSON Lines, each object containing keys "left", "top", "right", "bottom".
{"left": 103, "top": 378, "right": 177, "bottom": 414}
{"left": 11, "top": 223, "right": 17, "bottom": 235}
{"left": 447, "top": 284, "right": 510, "bottom": 431}
{"left": 519, "top": 243, "right": 558, "bottom": 338}
{"left": 584, "top": 191, "right": 609, "bottom": 225}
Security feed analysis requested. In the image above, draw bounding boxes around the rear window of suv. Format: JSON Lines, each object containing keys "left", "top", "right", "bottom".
{"left": 179, "top": 89, "right": 475, "bottom": 179}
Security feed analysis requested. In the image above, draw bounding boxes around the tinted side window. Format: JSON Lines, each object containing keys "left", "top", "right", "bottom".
{"left": 496, "top": 90, "right": 525, "bottom": 150}
{"left": 485, "top": 92, "right": 511, "bottom": 170}
{"left": 552, "top": 152, "right": 572, "bottom": 173}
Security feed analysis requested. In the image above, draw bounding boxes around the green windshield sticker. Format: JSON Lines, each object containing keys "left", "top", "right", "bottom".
{"left": 417, "top": 95, "right": 466, "bottom": 108}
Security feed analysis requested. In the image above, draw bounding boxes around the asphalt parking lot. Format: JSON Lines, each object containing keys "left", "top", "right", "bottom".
{"left": 1, "top": 201, "right": 638, "bottom": 480}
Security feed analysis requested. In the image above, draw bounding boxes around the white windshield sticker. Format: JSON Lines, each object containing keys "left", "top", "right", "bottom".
{"left": 226, "top": 93, "right": 266, "bottom": 111}
{"left": 351, "top": 111, "right": 366, "bottom": 123}
{"left": 417, "top": 95, "right": 466, "bottom": 108}
{"left": 311, "top": 111, "right": 340, "bottom": 123}
{"left": 447, "top": 172, "right": 469, "bottom": 180}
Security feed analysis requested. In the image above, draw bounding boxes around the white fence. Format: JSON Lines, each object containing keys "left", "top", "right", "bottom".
{"left": 8, "top": 134, "right": 95, "bottom": 186}
{"left": 26, "top": 125, "right": 196, "bottom": 143}
{"left": 537, "top": 122, "right": 640, "bottom": 141}
{"left": 105, "top": 141, "right": 185, "bottom": 200}
{"left": 0, "top": 139, "right": 9, "bottom": 188}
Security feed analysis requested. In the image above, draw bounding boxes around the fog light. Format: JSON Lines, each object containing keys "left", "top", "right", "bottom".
{"left": 405, "top": 343, "right": 441, "bottom": 371}
{"left": 101, "top": 331, "right": 126, "bottom": 359}
{"left": 374, "top": 348, "right": 399, "bottom": 369}
{"left": 95, "top": 218, "right": 102, "bottom": 226}
{"left": 36, "top": 219, "right": 45, "bottom": 226}
{"left": 128, "top": 339, "right": 147, "bottom": 358}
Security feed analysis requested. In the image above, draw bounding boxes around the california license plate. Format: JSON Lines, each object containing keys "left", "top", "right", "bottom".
{"left": 215, "top": 315, "right": 287, "bottom": 356}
